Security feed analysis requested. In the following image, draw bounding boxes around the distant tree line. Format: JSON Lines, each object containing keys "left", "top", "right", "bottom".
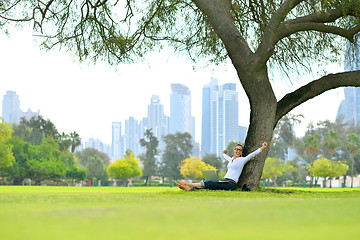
{"left": 0, "top": 116, "right": 86, "bottom": 185}
{"left": 261, "top": 114, "right": 360, "bottom": 188}
{"left": 2, "top": 114, "right": 358, "bottom": 188}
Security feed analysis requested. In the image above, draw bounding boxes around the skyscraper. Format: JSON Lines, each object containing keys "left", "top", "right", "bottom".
{"left": 147, "top": 95, "right": 168, "bottom": 151}
{"left": 169, "top": 83, "right": 194, "bottom": 138}
{"left": 125, "top": 117, "right": 140, "bottom": 155}
{"left": 201, "top": 82, "right": 212, "bottom": 155}
{"left": 2, "top": 91, "right": 39, "bottom": 124}
{"left": 112, "top": 122, "right": 122, "bottom": 161}
{"left": 201, "top": 78, "right": 240, "bottom": 156}
{"left": 2, "top": 91, "right": 20, "bottom": 123}
{"left": 336, "top": 42, "right": 360, "bottom": 125}
{"left": 85, "top": 137, "right": 111, "bottom": 157}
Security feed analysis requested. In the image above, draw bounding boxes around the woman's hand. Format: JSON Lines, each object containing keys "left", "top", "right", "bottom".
{"left": 260, "top": 142, "right": 268, "bottom": 151}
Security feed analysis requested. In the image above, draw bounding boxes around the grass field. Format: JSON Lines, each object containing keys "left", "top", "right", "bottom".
{"left": 0, "top": 186, "right": 359, "bottom": 240}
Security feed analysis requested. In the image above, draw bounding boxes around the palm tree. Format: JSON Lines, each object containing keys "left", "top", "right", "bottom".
{"left": 58, "top": 132, "right": 71, "bottom": 152}
{"left": 69, "top": 131, "right": 81, "bottom": 153}
{"left": 323, "top": 131, "right": 340, "bottom": 160}
{"left": 304, "top": 135, "right": 319, "bottom": 158}
{"left": 347, "top": 133, "right": 360, "bottom": 188}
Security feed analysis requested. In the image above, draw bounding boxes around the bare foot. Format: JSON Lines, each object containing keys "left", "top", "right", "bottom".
{"left": 177, "top": 180, "right": 189, "bottom": 186}
{"left": 178, "top": 183, "right": 191, "bottom": 191}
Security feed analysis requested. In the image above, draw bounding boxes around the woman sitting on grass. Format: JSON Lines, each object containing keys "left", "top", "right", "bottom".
{"left": 177, "top": 142, "right": 268, "bottom": 191}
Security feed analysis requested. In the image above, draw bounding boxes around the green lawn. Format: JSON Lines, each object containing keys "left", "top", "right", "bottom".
{"left": 0, "top": 186, "right": 359, "bottom": 240}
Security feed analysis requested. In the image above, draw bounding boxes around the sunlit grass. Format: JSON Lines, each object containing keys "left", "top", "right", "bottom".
{"left": 0, "top": 186, "right": 359, "bottom": 240}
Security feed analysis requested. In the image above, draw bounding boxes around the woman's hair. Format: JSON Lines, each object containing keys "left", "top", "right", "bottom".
{"left": 235, "top": 143, "right": 243, "bottom": 148}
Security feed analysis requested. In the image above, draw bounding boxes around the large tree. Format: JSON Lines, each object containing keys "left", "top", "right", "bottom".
{"left": 0, "top": 118, "right": 15, "bottom": 169}
{"left": 161, "top": 132, "right": 193, "bottom": 180}
{"left": 2, "top": 0, "right": 360, "bottom": 188}
{"left": 139, "top": 129, "right": 159, "bottom": 186}
{"left": 12, "top": 116, "right": 58, "bottom": 145}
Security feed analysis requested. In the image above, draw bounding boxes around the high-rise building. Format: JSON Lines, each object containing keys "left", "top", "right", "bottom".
{"left": 201, "top": 81, "right": 212, "bottom": 155}
{"left": 2, "top": 91, "right": 40, "bottom": 124}
{"left": 337, "top": 87, "right": 360, "bottom": 125}
{"left": 201, "top": 78, "right": 241, "bottom": 156}
{"left": 222, "top": 83, "right": 240, "bottom": 152}
{"left": 147, "top": 95, "right": 168, "bottom": 152}
{"left": 112, "top": 122, "right": 122, "bottom": 161}
{"left": 125, "top": 117, "right": 140, "bottom": 155}
{"left": 336, "top": 42, "right": 360, "bottom": 125}
{"left": 85, "top": 137, "right": 111, "bottom": 157}
{"left": 169, "top": 83, "right": 194, "bottom": 138}
{"left": 2, "top": 91, "right": 20, "bottom": 123}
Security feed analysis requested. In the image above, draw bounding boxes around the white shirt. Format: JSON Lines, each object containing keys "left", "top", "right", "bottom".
{"left": 222, "top": 148, "right": 262, "bottom": 183}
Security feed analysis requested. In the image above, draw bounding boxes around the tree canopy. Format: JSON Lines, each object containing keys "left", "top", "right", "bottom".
{"left": 107, "top": 150, "right": 142, "bottom": 179}
{"left": 139, "top": 129, "right": 159, "bottom": 185}
{"left": 179, "top": 156, "right": 217, "bottom": 180}
{"left": 161, "top": 132, "right": 193, "bottom": 180}
{"left": 0, "top": 117, "right": 15, "bottom": 169}
{"left": 307, "top": 156, "right": 349, "bottom": 187}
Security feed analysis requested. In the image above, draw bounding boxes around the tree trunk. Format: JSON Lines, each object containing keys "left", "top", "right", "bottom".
{"left": 144, "top": 176, "right": 149, "bottom": 186}
{"left": 236, "top": 69, "right": 276, "bottom": 189}
{"left": 274, "top": 176, "right": 277, "bottom": 187}
{"left": 351, "top": 155, "right": 354, "bottom": 188}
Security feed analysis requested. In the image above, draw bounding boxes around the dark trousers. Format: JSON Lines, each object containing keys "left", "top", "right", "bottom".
{"left": 203, "top": 181, "right": 236, "bottom": 191}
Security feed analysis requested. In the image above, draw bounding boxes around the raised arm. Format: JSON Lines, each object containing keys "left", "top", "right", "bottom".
{"left": 222, "top": 150, "right": 232, "bottom": 162}
{"left": 243, "top": 142, "right": 268, "bottom": 163}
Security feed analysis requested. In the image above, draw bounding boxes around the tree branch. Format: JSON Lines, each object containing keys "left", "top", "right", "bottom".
{"left": 276, "top": 6, "right": 360, "bottom": 43}
{"left": 193, "top": 0, "right": 253, "bottom": 70}
{"left": 255, "top": 0, "right": 303, "bottom": 66}
{"left": 275, "top": 71, "right": 360, "bottom": 123}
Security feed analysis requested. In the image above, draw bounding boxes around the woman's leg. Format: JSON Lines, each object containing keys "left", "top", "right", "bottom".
{"left": 178, "top": 180, "right": 236, "bottom": 191}
{"left": 178, "top": 180, "right": 201, "bottom": 188}
{"left": 203, "top": 181, "right": 236, "bottom": 191}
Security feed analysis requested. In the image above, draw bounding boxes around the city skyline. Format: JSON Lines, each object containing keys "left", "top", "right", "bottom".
{"left": 1, "top": 26, "right": 346, "bottom": 147}
{"left": 3, "top": 81, "right": 353, "bottom": 159}
{"left": 336, "top": 42, "right": 360, "bottom": 125}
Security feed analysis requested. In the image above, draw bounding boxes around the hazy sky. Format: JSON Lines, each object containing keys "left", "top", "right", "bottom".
{"left": 0, "top": 26, "right": 345, "bottom": 145}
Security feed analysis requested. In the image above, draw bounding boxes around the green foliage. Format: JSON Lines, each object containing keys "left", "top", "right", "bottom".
{"left": 262, "top": 157, "right": 295, "bottom": 187}
{"left": 161, "top": 132, "right": 193, "bottom": 179}
{"left": 66, "top": 166, "right": 86, "bottom": 181}
{"left": 202, "top": 153, "right": 224, "bottom": 172}
{"left": 27, "top": 139, "right": 67, "bottom": 183}
{"left": 69, "top": 131, "right": 81, "bottom": 153}
{"left": 75, "top": 147, "right": 110, "bottom": 167}
{"left": 107, "top": 151, "right": 142, "bottom": 179}
{"left": 346, "top": 133, "right": 360, "bottom": 156}
{"left": 323, "top": 130, "right": 340, "bottom": 158}
{"left": 85, "top": 155, "right": 108, "bottom": 181}
{"left": 0, "top": 118, "right": 15, "bottom": 169}
{"left": 2, "top": 0, "right": 358, "bottom": 71}
{"left": 269, "top": 114, "right": 302, "bottom": 160}
{"left": 12, "top": 116, "right": 58, "bottom": 145}
{"left": 58, "top": 131, "right": 81, "bottom": 153}
{"left": 307, "top": 157, "right": 349, "bottom": 181}
{"left": 2, "top": 137, "right": 82, "bottom": 184}
{"left": 303, "top": 134, "right": 320, "bottom": 157}
{"left": 58, "top": 132, "right": 71, "bottom": 152}
{"left": 1, "top": 137, "right": 34, "bottom": 183}
{"left": 139, "top": 129, "right": 159, "bottom": 179}
{"left": 179, "top": 156, "right": 217, "bottom": 179}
